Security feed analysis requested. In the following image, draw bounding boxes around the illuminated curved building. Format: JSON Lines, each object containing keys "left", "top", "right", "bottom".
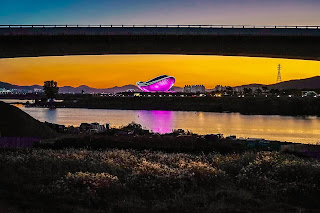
{"left": 136, "top": 75, "right": 175, "bottom": 92}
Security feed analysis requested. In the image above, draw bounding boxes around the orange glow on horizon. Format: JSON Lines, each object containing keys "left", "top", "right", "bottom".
{"left": 0, "top": 55, "right": 319, "bottom": 88}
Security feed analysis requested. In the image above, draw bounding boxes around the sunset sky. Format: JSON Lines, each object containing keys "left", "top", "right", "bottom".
{"left": 1, "top": 0, "right": 320, "bottom": 88}
{"left": 1, "top": 0, "right": 320, "bottom": 25}
{"left": 1, "top": 55, "right": 320, "bottom": 88}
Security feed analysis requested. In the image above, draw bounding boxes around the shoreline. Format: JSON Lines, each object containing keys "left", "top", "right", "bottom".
{"left": 10, "top": 102, "right": 320, "bottom": 144}
{"left": 21, "top": 103, "right": 320, "bottom": 118}
{"left": 31, "top": 95, "right": 320, "bottom": 116}
{"left": 2, "top": 95, "right": 320, "bottom": 116}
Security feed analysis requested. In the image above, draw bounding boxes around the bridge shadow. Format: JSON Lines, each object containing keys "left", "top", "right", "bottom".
{"left": 0, "top": 27, "right": 320, "bottom": 60}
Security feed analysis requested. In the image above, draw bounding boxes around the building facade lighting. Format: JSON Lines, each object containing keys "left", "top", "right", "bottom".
{"left": 136, "top": 75, "right": 175, "bottom": 92}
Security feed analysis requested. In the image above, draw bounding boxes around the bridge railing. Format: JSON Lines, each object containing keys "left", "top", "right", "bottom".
{"left": 0, "top": 25, "right": 319, "bottom": 29}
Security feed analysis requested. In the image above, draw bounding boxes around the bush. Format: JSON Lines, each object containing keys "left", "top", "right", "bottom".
{"left": 0, "top": 149, "right": 319, "bottom": 212}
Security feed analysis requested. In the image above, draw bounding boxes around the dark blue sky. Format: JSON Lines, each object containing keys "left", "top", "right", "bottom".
{"left": 1, "top": 0, "right": 320, "bottom": 25}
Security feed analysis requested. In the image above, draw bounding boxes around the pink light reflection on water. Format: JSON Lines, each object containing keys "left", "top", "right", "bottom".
{"left": 136, "top": 110, "right": 174, "bottom": 134}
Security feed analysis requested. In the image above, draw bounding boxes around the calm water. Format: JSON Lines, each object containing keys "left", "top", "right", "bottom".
{"left": 14, "top": 105, "right": 320, "bottom": 144}
{"left": 0, "top": 99, "right": 35, "bottom": 104}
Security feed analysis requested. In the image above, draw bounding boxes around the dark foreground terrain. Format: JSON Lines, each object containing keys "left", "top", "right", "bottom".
{"left": 0, "top": 138, "right": 320, "bottom": 213}
{"left": 1, "top": 101, "right": 320, "bottom": 212}
{"left": 0, "top": 101, "right": 57, "bottom": 138}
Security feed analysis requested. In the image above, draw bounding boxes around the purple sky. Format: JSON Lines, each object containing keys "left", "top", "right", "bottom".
{"left": 1, "top": 0, "right": 320, "bottom": 25}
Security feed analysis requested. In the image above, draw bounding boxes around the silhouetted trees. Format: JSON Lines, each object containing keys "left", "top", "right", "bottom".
{"left": 255, "top": 88, "right": 262, "bottom": 95}
{"left": 226, "top": 86, "right": 233, "bottom": 95}
{"left": 262, "top": 86, "right": 269, "bottom": 94}
{"left": 270, "top": 89, "right": 280, "bottom": 95}
{"left": 43, "top": 80, "right": 59, "bottom": 100}
{"left": 243, "top": 88, "right": 253, "bottom": 95}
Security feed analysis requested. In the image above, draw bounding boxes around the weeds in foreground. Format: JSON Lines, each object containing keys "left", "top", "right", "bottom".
{"left": 0, "top": 149, "right": 319, "bottom": 212}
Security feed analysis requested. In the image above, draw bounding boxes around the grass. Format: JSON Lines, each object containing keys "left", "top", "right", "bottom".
{"left": 0, "top": 148, "right": 319, "bottom": 212}
{"left": 36, "top": 135, "right": 252, "bottom": 154}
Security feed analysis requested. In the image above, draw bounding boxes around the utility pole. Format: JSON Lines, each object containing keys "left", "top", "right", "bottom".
{"left": 277, "top": 64, "right": 282, "bottom": 83}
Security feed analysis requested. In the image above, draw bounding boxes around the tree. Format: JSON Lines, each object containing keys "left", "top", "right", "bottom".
{"left": 255, "top": 88, "right": 262, "bottom": 95}
{"left": 262, "top": 86, "right": 269, "bottom": 94}
{"left": 43, "top": 80, "right": 59, "bottom": 100}
{"left": 243, "top": 87, "right": 252, "bottom": 95}
{"left": 270, "top": 89, "right": 280, "bottom": 95}
{"left": 226, "top": 86, "right": 233, "bottom": 95}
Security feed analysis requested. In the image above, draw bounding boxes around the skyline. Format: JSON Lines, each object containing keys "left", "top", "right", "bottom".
{"left": 1, "top": 0, "right": 320, "bottom": 26}
{"left": 1, "top": 1, "right": 320, "bottom": 89}
{"left": 1, "top": 55, "right": 320, "bottom": 88}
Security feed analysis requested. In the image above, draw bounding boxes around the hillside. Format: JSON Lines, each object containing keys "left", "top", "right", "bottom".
{"left": 233, "top": 84, "right": 265, "bottom": 90}
{"left": 0, "top": 101, "right": 57, "bottom": 138}
{"left": 59, "top": 84, "right": 139, "bottom": 93}
{"left": 269, "top": 76, "right": 320, "bottom": 90}
{"left": 0, "top": 81, "right": 42, "bottom": 91}
{"left": 233, "top": 76, "right": 320, "bottom": 90}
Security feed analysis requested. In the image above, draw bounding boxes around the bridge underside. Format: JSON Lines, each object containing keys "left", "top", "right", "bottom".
{"left": 0, "top": 28, "right": 320, "bottom": 60}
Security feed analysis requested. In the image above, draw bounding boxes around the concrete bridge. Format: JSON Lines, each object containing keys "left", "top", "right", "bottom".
{"left": 0, "top": 25, "right": 320, "bottom": 60}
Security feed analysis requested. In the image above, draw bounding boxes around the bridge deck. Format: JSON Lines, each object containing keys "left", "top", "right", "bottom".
{"left": 0, "top": 26, "right": 320, "bottom": 60}
{"left": 1, "top": 26, "right": 320, "bottom": 37}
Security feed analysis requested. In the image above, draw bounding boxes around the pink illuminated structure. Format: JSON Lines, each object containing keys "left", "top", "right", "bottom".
{"left": 136, "top": 75, "right": 175, "bottom": 92}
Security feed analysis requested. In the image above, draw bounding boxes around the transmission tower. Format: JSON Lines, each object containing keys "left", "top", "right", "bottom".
{"left": 277, "top": 64, "right": 282, "bottom": 83}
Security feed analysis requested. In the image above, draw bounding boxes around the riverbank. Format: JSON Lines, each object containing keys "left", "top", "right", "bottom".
{"left": 30, "top": 96, "right": 320, "bottom": 116}
{"left": 1, "top": 115, "right": 320, "bottom": 212}
{"left": 15, "top": 103, "right": 320, "bottom": 144}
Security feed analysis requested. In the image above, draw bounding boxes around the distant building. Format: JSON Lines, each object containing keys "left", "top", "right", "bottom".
{"left": 126, "top": 89, "right": 135, "bottom": 92}
{"left": 184, "top": 85, "right": 206, "bottom": 93}
{"left": 214, "top": 85, "right": 226, "bottom": 92}
{"left": 80, "top": 122, "right": 106, "bottom": 134}
{"left": 183, "top": 85, "right": 192, "bottom": 93}
{"left": 302, "top": 91, "right": 318, "bottom": 97}
{"left": 233, "top": 87, "right": 241, "bottom": 93}
{"left": 191, "top": 85, "right": 205, "bottom": 93}
{"left": 0, "top": 88, "right": 12, "bottom": 95}
{"left": 34, "top": 88, "right": 44, "bottom": 93}
{"left": 90, "top": 122, "right": 106, "bottom": 133}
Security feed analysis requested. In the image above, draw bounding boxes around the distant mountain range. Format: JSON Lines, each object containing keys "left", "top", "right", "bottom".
{"left": 60, "top": 84, "right": 138, "bottom": 94}
{"left": 0, "top": 81, "right": 43, "bottom": 91}
{"left": 0, "top": 81, "right": 184, "bottom": 93}
{"left": 1, "top": 76, "right": 320, "bottom": 93}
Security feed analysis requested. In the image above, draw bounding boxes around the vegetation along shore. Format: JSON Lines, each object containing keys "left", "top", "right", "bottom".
{"left": 27, "top": 95, "right": 320, "bottom": 116}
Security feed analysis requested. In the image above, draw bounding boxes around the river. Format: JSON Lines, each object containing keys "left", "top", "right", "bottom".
{"left": 13, "top": 105, "right": 320, "bottom": 144}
